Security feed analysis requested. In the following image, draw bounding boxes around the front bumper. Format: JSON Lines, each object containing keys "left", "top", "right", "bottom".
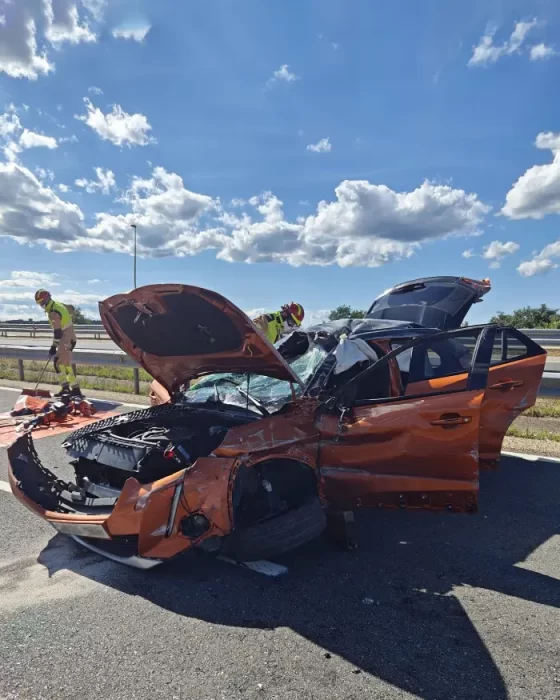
{"left": 8, "top": 433, "right": 235, "bottom": 568}
{"left": 7, "top": 433, "right": 164, "bottom": 569}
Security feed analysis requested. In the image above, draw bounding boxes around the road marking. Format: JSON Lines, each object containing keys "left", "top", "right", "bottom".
{"left": 0, "top": 480, "right": 11, "bottom": 493}
{"left": 0, "top": 386, "right": 148, "bottom": 410}
{"left": 501, "top": 450, "right": 560, "bottom": 464}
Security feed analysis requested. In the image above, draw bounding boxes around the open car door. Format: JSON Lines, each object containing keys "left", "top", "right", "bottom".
{"left": 316, "top": 326, "right": 496, "bottom": 513}
{"left": 479, "top": 328, "right": 547, "bottom": 468}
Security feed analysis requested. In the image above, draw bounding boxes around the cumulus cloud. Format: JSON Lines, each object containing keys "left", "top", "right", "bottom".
{"left": 111, "top": 23, "right": 151, "bottom": 42}
{"left": 75, "top": 167, "right": 116, "bottom": 194}
{"left": 268, "top": 64, "right": 298, "bottom": 84}
{"left": 468, "top": 19, "right": 538, "bottom": 66}
{"left": 482, "top": 240, "right": 520, "bottom": 267}
{"left": 517, "top": 239, "right": 560, "bottom": 276}
{"left": 19, "top": 129, "right": 58, "bottom": 150}
{"left": 0, "top": 270, "right": 60, "bottom": 289}
{"left": 58, "top": 183, "right": 70, "bottom": 193}
{"left": 307, "top": 137, "right": 332, "bottom": 153}
{"left": 530, "top": 43, "right": 557, "bottom": 60}
{"left": 0, "top": 154, "right": 490, "bottom": 270}
{"left": 462, "top": 248, "right": 474, "bottom": 259}
{"left": 502, "top": 132, "right": 560, "bottom": 219}
{"left": 0, "top": 161, "right": 85, "bottom": 244}
{"left": 75, "top": 98, "right": 155, "bottom": 147}
{"left": 0, "top": 0, "right": 100, "bottom": 80}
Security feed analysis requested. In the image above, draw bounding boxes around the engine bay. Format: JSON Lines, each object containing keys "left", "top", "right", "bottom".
{"left": 63, "top": 405, "right": 253, "bottom": 504}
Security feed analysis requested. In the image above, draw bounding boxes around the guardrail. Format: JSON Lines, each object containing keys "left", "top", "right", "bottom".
{"left": 0, "top": 345, "right": 142, "bottom": 393}
{"left": 0, "top": 345, "right": 558, "bottom": 397}
{"left": 0, "top": 324, "right": 107, "bottom": 339}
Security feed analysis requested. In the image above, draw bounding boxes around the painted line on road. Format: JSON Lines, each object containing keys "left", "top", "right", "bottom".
{"left": 0, "top": 480, "right": 12, "bottom": 493}
{"left": 501, "top": 450, "right": 560, "bottom": 464}
{"left": 0, "top": 386, "right": 148, "bottom": 410}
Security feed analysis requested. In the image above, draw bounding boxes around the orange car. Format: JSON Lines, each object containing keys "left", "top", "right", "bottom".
{"left": 8, "top": 277, "right": 546, "bottom": 568}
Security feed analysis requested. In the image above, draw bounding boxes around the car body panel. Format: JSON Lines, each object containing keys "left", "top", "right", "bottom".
{"left": 479, "top": 354, "right": 547, "bottom": 465}
{"left": 99, "top": 284, "right": 300, "bottom": 394}
{"left": 317, "top": 390, "right": 483, "bottom": 512}
{"left": 367, "top": 276, "right": 491, "bottom": 330}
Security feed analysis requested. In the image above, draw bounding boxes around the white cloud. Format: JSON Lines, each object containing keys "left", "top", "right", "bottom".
{"left": 307, "top": 137, "right": 332, "bottom": 153}
{"left": 468, "top": 19, "right": 538, "bottom": 66}
{"left": 269, "top": 64, "right": 298, "bottom": 84}
{"left": 530, "top": 43, "right": 557, "bottom": 60}
{"left": 462, "top": 248, "right": 474, "bottom": 259}
{"left": 59, "top": 134, "right": 79, "bottom": 144}
{"left": 75, "top": 167, "right": 116, "bottom": 194}
{"left": 81, "top": 0, "right": 106, "bottom": 22}
{"left": 0, "top": 0, "right": 101, "bottom": 80}
{"left": 19, "top": 129, "right": 58, "bottom": 150}
{"left": 0, "top": 270, "right": 60, "bottom": 289}
{"left": 58, "top": 183, "right": 70, "bottom": 193}
{"left": 87, "top": 278, "right": 102, "bottom": 284}
{"left": 517, "top": 239, "right": 560, "bottom": 276}
{"left": 482, "top": 240, "right": 520, "bottom": 265}
{"left": 44, "top": 1, "right": 96, "bottom": 46}
{"left": 0, "top": 161, "right": 85, "bottom": 244}
{"left": 0, "top": 155, "right": 490, "bottom": 270}
{"left": 88, "top": 85, "right": 103, "bottom": 95}
{"left": 75, "top": 98, "right": 155, "bottom": 147}
{"left": 502, "top": 132, "right": 560, "bottom": 219}
{"left": 112, "top": 23, "right": 151, "bottom": 42}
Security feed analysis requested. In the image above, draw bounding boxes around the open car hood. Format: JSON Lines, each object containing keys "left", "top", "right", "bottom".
{"left": 99, "top": 284, "right": 300, "bottom": 394}
{"left": 366, "top": 276, "right": 491, "bottom": 330}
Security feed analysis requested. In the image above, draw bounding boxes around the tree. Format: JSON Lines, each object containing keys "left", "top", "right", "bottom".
{"left": 329, "top": 305, "right": 367, "bottom": 321}
{"left": 71, "top": 306, "right": 96, "bottom": 324}
{"left": 490, "top": 304, "right": 560, "bottom": 329}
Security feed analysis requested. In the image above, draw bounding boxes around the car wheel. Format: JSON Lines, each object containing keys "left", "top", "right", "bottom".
{"left": 221, "top": 497, "right": 326, "bottom": 561}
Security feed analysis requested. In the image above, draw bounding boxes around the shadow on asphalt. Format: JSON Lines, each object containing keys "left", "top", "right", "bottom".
{"left": 39, "top": 456, "right": 560, "bottom": 700}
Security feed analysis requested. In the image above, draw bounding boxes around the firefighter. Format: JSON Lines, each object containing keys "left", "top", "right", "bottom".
{"left": 34, "top": 289, "right": 83, "bottom": 398}
{"left": 253, "top": 302, "right": 305, "bottom": 345}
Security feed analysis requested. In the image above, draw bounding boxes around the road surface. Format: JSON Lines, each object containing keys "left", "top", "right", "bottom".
{"left": 0, "top": 388, "right": 559, "bottom": 700}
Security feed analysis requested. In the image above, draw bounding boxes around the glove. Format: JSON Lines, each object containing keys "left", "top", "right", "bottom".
{"left": 48, "top": 344, "right": 57, "bottom": 357}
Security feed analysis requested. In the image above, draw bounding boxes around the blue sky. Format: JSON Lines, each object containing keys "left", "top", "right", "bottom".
{"left": 0, "top": 0, "right": 560, "bottom": 325}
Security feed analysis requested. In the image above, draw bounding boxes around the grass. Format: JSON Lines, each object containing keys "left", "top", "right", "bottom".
{"left": 0, "top": 358, "right": 152, "bottom": 395}
{"left": 524, "top": 398, "right": 560, "bottom": 418}
{"left": 507, "top": 425, "right": 560, "bottom": 442}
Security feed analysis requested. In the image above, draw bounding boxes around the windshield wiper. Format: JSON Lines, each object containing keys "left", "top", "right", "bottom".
{"left": 236, "top": 387, "right": 270, "bottom": 417}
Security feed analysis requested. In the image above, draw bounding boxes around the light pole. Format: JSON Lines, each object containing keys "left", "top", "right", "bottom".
{"left": 130, "top": 224, "right": 137, "bottom": 289}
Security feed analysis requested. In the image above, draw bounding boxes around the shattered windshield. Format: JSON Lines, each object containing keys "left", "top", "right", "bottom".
{"left": 179, "top": 346, "right": 326, "bottom": 413}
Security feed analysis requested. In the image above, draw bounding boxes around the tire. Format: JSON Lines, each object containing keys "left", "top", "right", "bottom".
{"left": 222, "top": 497, "right": 326, "bottom": 561}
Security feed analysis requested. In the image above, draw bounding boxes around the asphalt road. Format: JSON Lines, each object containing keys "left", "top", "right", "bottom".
{"left": 0, "top": 389, "right": 559, "bottom": 699}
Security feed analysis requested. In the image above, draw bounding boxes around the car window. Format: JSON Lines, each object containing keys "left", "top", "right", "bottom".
{"left": 181, "top": 346, "right": 327, "bottom": 412}
{"left": 490, "top": 329, "right": 529, "bottom": 365}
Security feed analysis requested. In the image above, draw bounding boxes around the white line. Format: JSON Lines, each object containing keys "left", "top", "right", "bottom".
{"left": 0, "top": 480, "right": 12, "bottom": 493}
{"left": 501, "top": 450, "right": 560, "bottom": 464}
{"left": 217, "top": 555, "right": 288, "bottom": 577}
{"left": 0, "top": 385, "right": 148, "bottom": 409}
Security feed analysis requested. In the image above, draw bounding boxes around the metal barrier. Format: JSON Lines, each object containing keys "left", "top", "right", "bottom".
{"left": 0, "top": 324, "right": 108, "bottom": 340}
{"left": 0, "top": 345, "right": 141, "bottom": 394}
{"left": 0, "top": 344, "right": 558, "bottom": 397}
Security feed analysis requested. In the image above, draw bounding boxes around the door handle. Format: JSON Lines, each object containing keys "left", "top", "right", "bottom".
{"left": 430, "top": 414, "right": 472, "bottom": 427}
{"left": 489, "top": 379, "right": 524, "bottom": 391}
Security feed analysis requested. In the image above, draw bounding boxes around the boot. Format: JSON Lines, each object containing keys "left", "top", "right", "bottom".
{"left": 70, "top": 386, "right": 84, "bottom": 399}
{"left": 54, "top": 383, "right": 70, "bottom": 398}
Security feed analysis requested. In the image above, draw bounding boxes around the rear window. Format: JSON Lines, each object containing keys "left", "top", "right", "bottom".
{"left": 372, "top": 283, "right": 472, "bottom": 311}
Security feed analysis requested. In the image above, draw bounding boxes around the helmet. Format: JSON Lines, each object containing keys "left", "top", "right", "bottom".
{"left": 35, "top": 289, "right": 51, "bottom": 307}
{"left": 286, "top": 302, "right": 304, "bottom": 327}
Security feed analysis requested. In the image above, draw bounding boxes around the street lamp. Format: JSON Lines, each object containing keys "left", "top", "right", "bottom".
{"left": 130, "top": 224, "right": 137, "bottom": 289}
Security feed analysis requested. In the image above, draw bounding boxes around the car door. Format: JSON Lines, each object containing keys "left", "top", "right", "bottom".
{"left": 316, "top": 326, "right": 494, "bottom": 514}
{"left": 479, "top": 328, "right": 547, "bottom": 468}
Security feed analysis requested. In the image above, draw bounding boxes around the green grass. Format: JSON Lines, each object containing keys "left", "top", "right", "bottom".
{"left": 507, "top": 426, "right": 560, "bottom": 442}
{"left": 0, "top": 358, "right": 152, "bottom": 395}
{"left": 524, "top": 398, "right": 560, "bottom": 418}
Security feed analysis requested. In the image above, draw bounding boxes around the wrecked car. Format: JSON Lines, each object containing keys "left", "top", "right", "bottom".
{"left": 8, "top": 277, "right": 547, "bottom": 568}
